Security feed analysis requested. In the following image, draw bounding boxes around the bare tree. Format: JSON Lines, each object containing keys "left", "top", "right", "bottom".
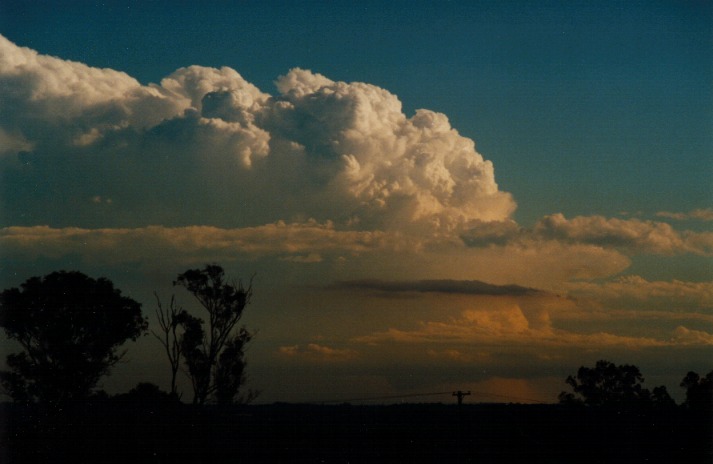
{"left": 151, "top": 293, "right": 185, "bottom": 398}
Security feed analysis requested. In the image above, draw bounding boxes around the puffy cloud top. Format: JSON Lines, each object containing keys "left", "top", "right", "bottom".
{"left": 0, "top": 35, "right": 515, "bottom": 233}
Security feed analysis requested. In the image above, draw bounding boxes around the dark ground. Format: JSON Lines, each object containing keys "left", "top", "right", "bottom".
{"left": 2, "top": 401, "right": 711, "bottom": 464}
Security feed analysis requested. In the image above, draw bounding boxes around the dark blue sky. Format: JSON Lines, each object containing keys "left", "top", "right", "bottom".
{"left": 2, "top": 0, "right": 711, "bottom": 225}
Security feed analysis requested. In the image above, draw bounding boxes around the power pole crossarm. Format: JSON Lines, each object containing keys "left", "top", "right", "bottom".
{"left": 453, "top": 390, "right": 471, "bottom": 405}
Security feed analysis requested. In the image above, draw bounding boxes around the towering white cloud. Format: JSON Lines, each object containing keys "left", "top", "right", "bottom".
{"left": 0, "top": 35, "right": 515, "bottom": 233}
{"left": 0, "top": 35, "right": 183, "bottom": 142}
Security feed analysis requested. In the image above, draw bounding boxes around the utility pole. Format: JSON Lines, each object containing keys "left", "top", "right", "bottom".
{"left": 452, "top": 390, "right": 471, "bottom": 405}
{"left": 452, "top": 390, "right": 471, "bottom": 463}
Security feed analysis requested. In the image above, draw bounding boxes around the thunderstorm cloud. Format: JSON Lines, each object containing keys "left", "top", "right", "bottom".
{"left": 0, "top": 35, "right": 515, "bottom": 234}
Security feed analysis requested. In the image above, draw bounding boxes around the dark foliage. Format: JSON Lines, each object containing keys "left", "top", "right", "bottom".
{"left": 681, "top": 370, "right": 713, "bottom": 412}
{"left": 111, "top": 382, "right": 180, "bottom": 408}
{"left": 650, "top": 385, "right": 677, "bottom": 409}
{"left": 558, "top": 359, "right": 673, "bottom": 409}
{"left": 172, "top": 264, "right": 254, "bottom": 405}
{"left": 0, "top": 271, "right": 147, "bottom": 411}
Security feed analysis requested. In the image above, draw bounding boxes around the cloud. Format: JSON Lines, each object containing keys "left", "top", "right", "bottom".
{"left": 352, "top": 284, "right": 713, "bottom": 350}
{"left": 0, "top": 35, "right": 515, "bottom": 233}
{"left": 533, "top": 214, "right": 712, "bottom": 255}
{"left": 0, "top": 35, "right": 184, "bottom": 143}
{"left": 671, "top": 326, "right": 713, "bottom": 345}
{"left": 2, "top": 35, "right": 709, "bottom": 406}
{"left": 462, "top": 214, "right": 713, "bottom": 256}
{"left": 354, "top": 306, "right": 668, "bottom": 349}
{"left": 356, "top": 302, "right": 546, "bottom": 345}
{"left": 280, "top": 253, "right": 323, "bottom": 263}
{"left": 4, "top": 35, "right": 703, "bottom": 288}
{"left": 0, "top": 222, "right": 412, "bottom": 266}
{"left": 277, "top": 343, "right": 359, "bottom": 362}
{"left": 0, "top": 127, "right": 32, "bottom": 156}
{"left": 427, "top": 348, "right": 492, "bottom": 364}
{"left": 333, "top": 279, "right": 543, "bottom": 296}
{"left": 459, "top": 219, "right": 521, "bottom": 247}
{"left": 1, "top": 223, "right": 638, "bottom": 293}
{"left": 564, "top": 275, "right": 713, "bottom": 313}
{"left": 656, "top": 208, "right": 713, "bottom": 222}
{"left": 1, "top": 223, "right": 637, "bottom": 291}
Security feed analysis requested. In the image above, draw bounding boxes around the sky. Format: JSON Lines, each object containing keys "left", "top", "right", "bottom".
{"left": 0, "top": 0, "right": 711, "bottom": 404}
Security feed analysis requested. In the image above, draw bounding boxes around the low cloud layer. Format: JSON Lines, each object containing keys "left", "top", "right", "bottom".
{"left": 656, "top": 208, "right": 713, "bottom": 222}
{"left": 0, "top": 222, "right": 407, "bottom": 265}
{"left": 0, "top": 224, "right": 633, "bottom": 288}
{"left": 333, "top": 279, "right": 543, "bottom": 296}
{"left": 564, "top": 275, "right": 713, "bottom": 313}
{"left": 278, "top": 343, "right": 359, "bottom": 363}
{"left": 462, "top": 214, "right": 713, "bottom": 256}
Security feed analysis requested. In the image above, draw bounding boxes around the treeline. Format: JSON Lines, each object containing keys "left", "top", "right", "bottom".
{"left": 558, "top": 359, "right": 713, "bottom": 413}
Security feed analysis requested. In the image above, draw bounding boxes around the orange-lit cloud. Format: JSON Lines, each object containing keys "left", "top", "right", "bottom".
{"left": 564, "top": 275, "right": 713, "bottom": 313}
{"left": 277, "top": 343, "right": 359, "bottom": 363}
{"left": 354, "top": 307, "right": 670, "bottom": 349}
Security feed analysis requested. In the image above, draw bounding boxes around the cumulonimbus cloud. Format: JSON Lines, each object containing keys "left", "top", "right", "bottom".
{"left": 0, "top": 35, "right": 515, "bottom": 233}
{"left": 1, "top": 35, "right": 708, "bottom": 293}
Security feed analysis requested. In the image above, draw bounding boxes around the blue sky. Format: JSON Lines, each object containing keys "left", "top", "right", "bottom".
{"left": 0, "top": 1, "right": 711, "bottom": 403}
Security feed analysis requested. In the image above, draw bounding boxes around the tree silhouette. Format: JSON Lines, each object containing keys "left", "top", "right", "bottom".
{"left": 680, "top": 370, "right": 713, "bottom": 412}
{"left": 152, "top": 293, "right": 186, "bottom": 398}
{"left": 558, "top": 360, "right": 670, "bottom": 408}
{"left": 650, "top": 385, "right": 677, "bottom": 409}
{"left": 172, "top": 264, "right": 255, "bottom": 405}
{"left": 0, "top": 271, "right": 147, "bottom": 411}
{"left": 111, "top": 382, "right": 178, "bottom": 410}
